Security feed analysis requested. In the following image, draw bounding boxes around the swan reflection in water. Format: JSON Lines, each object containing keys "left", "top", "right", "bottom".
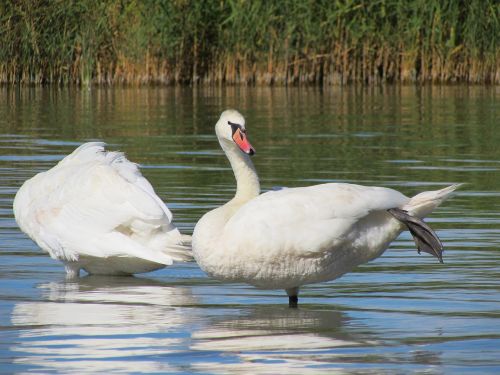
{"left": 190, "top": 304, "right": 377, "bottom": 374}
{"left": 190, "top": 301, "right": 442, "bottom": 373}
{"left": 10, "top": 280, "right": 441, "bottom": 373}
{"left": 10, "top": 277, "right": 367, "bottom": 373}
{"left": 10, "top": 276, "right": 198, "bottom": 374}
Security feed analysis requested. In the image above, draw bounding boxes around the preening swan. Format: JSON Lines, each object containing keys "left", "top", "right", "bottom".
{"left": 13, "top": 142, "right": 191, "bottom": 277}
{"left": 192, "top": 110, "right": 461, "bottom": 307}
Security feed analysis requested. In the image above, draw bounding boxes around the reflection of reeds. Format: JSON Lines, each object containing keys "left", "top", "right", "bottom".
{"left": 1, "top": 1, "right": 498, "bottom": 85}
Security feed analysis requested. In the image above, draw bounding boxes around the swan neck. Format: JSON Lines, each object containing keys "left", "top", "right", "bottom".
{"left": 223, "top": 141, "right": 260, "bottom": 202}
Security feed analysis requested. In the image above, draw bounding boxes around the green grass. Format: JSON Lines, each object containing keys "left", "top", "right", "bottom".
{"left": 0, "top": 0, "right": 498, "bottom": 85}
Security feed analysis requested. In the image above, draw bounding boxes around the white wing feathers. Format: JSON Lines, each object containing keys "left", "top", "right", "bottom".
{"left": 222, "top": 183, "right": 410, "bottom": 258}
{"left": 14, "top": 142, "right": 190, "bottom": 264}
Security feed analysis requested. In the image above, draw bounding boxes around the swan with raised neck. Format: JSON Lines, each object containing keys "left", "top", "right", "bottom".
{"left": 192, "top": 109, "right": 461, "bottom": 307}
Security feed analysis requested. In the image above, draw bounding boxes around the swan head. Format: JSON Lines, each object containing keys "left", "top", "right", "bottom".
{"left": 215, "top": 109, "right": 255, "bottom": 156}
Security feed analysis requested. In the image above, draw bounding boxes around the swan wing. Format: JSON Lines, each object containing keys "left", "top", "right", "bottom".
{"left": 222, "top": 183, "right": 409, "bottom": 258}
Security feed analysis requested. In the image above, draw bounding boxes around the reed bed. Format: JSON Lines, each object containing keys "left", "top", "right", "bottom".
{"left": 0, "top": 0, "right": 498, "bottom": 85}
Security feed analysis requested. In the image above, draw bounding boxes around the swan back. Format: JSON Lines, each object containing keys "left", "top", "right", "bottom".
{"left": 194, "top": 183, "right": 410, "bottom": 288}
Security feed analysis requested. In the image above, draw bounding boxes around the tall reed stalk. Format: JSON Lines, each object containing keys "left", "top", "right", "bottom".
{"left": 0, "top": 0, "right": 498, "bottom": 85}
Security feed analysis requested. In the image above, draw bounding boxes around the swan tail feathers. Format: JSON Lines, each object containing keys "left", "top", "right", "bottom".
{"left": 404, "top": 183, "right": 462, "bottom": 218}
{"left": 162, "top": 236, "right": 193, "bottom": 262}
{"left": 165, "top": 246, "right": 193, "bottom": 262}
{"left": 180, "top": 234, "right": 192, "bottom": 246}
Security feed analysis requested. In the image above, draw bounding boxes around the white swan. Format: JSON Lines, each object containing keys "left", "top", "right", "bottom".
{"left": 192, "top": 109, "right": 461, "bottom": 306}
{"left": 13, "top": 142, "right": 191, "bottom": 277}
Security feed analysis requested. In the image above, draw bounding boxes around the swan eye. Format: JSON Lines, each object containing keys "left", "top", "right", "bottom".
{"left": 228, "top": 121, "right": 242, "bottom": 135}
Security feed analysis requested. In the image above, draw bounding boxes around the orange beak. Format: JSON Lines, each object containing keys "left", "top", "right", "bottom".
{"left": 232, "top": 128, "right": 255, "bottom": 155}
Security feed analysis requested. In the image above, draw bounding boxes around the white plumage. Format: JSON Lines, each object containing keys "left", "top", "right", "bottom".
{"left": 192, "top": 110, "right": 460, "bottom": 304}
{"left": 13, "top": 142, "right": 191, "bottom": 277}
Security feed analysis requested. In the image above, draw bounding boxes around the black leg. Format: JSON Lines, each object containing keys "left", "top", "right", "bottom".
{"left": 387, "top": 208, "right": 444, "bottom": 263}
{"left": 289, "top": 295, "right": 298, "bottom": 308}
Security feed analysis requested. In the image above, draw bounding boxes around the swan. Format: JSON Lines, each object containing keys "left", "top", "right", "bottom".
{"left": 192, "top": 109, "right": 461, "bottom": 307}
{"left": 13, "top": 142, "right": 191, "bottom": 277}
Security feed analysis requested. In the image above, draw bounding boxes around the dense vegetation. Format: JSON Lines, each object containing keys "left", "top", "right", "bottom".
{"left": 1, "top": 0, "right": 498, "bottom": 85}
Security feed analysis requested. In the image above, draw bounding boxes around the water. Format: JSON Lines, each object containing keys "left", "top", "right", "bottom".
{"left": 1, "top": 86, "right": 499, "bottom": 374}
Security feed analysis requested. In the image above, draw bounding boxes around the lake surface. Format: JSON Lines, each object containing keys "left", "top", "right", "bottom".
{"left": 0, "top": 85, "right": 499, "bottom": 374}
